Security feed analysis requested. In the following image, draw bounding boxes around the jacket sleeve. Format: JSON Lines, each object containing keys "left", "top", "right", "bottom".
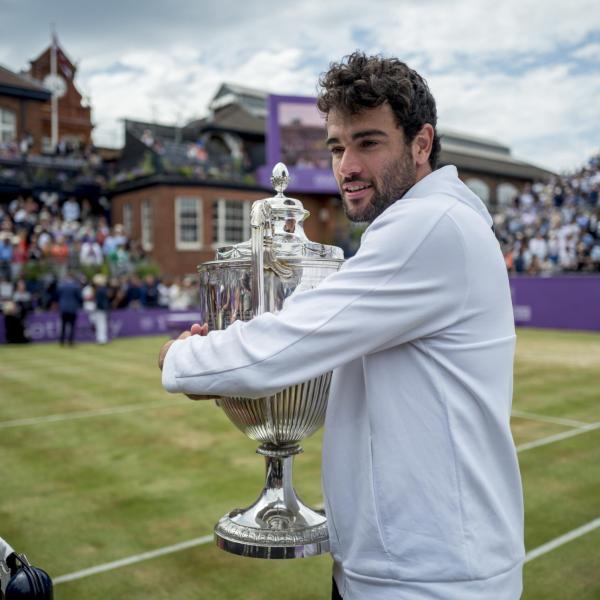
{"left": 162, "top": 201, "right": 468, "bottom": 398}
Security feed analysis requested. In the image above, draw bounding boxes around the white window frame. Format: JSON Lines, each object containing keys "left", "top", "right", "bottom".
{"left": 41, "top": 137, "right": 53, "bottom": 154}
{"left": 122, "top": 203, "right": 133, "bottom": 235}
{"left": 212, "top": 198, "right": 251, "bottom": 247}
{"left": 175, "top": 196, "right": 203, "bottom": 250}
{"left": 497, "top": 182, "right": 519, "bottom": 207}
{"left": 141, "top": 199, "right": 154, "bottom": 251}
{"left": 0, "top": 107, "right": 17, "bottom": 143}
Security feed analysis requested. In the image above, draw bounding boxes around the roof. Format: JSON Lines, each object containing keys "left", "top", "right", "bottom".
{"left": 208, "top": 104, "right": 265, "bottom": 135}
{"left": 440, "top": 141, "right": 556, "bottom": 180}
{"left": 209, "top": 82, "right": 268, "bottom": 118}
{"left": 0, "top": 64, "right": 50, "bottom": 101}
{"left": 439, "top": 128, "right": 511, "bottom": 157}
{"left": 29, "top": 42, "right": 75, "bottom": 73}
{"left": 212, "top": 82, "right": 268, "bottom": 101}
{"left": 124, "top": 118, "right": 180, "bottom": 140}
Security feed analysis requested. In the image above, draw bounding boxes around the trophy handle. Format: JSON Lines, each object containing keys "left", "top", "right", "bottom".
{"left": 250, "top": 199, "right": 269, "bottom": 317}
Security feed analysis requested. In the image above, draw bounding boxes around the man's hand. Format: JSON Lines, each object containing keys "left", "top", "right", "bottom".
{"left": 158, "top": 323, "right": 209, "bottom": 370}
{"left": 158, "top": 323, "right": 213, "bottom": 400}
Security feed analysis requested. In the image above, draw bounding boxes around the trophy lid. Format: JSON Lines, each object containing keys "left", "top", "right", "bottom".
{"left": 211, "top": 163, "right": 343, "bottom": 262}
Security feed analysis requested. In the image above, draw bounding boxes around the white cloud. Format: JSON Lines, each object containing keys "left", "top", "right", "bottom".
{"left": 432, "top": 62, "right": 600, "bottom": 171}
{"left": 0, "top": 0, "right": 598, "bottom": 171}
{"left": 571, "top": 41, "right": 600, "bottom": 61}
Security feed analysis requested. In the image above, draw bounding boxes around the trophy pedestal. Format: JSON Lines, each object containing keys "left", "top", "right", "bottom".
{"left": 214, "top": 443, "right": 329, "bottom": 559}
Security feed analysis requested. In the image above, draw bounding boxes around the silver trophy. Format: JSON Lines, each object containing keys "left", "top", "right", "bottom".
{"left": 198, "top": 163, "right": 344, "bottom": 558}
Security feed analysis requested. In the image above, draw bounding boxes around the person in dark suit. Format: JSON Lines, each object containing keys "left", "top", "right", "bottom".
{"left": 57, "top": 272, "right": 82, "bottom": 346}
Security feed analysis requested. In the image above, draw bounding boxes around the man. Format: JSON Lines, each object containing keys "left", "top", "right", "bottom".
{"left": 92, "top": 273, "right": 110, "bottom": 345}
{"left": 57, "top": 272, "right": 82, "bottom": 346}
{"left": 159, "top": 52, "right": 524, "bottom": 599}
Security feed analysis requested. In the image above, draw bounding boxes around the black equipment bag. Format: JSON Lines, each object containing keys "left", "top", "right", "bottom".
{"left": 2, "top": 553, "right": 53, "bottom": 600}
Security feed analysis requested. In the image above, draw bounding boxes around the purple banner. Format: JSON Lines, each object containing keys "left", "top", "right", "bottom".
{"left": 0, "top": 309, "right": 202, "bottom": 344}
{"left": 510, "top": 276, "right": 600, "bottom": 331}
{"left": 261, "top": 94, "right": 338, "bottom": 194}
{"left": 2, "top": 278, "right": 599, "bottom": 343}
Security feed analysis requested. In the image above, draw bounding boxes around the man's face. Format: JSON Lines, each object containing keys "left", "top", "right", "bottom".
{"left": 326, "top": 104, "right": 417, "bottom": 223}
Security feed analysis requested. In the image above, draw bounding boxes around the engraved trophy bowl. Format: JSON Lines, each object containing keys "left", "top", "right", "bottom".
{"left": 198, "top": 163, "right": 344, "bottom": 558}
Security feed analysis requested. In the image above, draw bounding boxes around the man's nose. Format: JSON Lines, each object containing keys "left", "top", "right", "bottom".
{"left": 337, "top": 150, "right": 363, "bottom": 179}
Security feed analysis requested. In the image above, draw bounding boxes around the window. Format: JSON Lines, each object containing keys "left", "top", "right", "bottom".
{"left": 465, "top": 178, "right": 490, "bottom": 206}
{"left": 122, "top": 203, "right": 133, "bottom": 235}
{"left": 497, "top": 183, "right": 519, "bottom": 207}
{"left": 141, "top": 199, "right": 154, "bottom": 251}
{"left": 212, "top": 199, "right": 251, "bottom": 245}
{"left": 175, "top": 196, "right": 203, "bottom": 249}
{"left": 0, "top": 108, "right": 16, "bottom": 143}
{"left": 41, "top": 137, "right": 53, "bottom": 154}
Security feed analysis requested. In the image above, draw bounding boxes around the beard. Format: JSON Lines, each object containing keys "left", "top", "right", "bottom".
{"left": 342, "top": 153, "right": 417, "bottom": 223}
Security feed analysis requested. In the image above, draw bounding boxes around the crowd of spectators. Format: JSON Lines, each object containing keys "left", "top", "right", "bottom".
{"left": 1, "top": 150, "right": 599, "bottom": 341}
{"left": 493, "top": 152, "right": 600, "bottom": 274}
{"left": 0, "top": 135, "right": 112, "bottom": 192}
{"left": 110, "top": 127, "right": 256, "bottom": 187}
{"left": 0, "top": 192, "right": 199, "bottom": 342}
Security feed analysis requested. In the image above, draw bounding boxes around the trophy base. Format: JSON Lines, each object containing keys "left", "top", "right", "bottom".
{"left": 214, "top": 443, "right": 329, "bottom": 559}
{"left": 214, "top": 504, "right": 329, "bottom": 559}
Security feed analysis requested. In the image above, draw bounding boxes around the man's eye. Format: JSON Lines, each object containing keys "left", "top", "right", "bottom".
{"left": 330, "top": 147, "right": 344, "bottom": 156}
{"left": 361, "top": 140, "right": 377, "bottom": 148}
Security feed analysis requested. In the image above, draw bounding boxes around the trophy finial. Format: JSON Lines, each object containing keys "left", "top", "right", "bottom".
{"left": 270, "top": 162, "right": 289, "bottom": 194}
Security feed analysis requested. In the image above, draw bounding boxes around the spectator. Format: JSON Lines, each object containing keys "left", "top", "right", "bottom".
{"left": 0, "top": 277, "right": 13, "bottom": 302}
{"left": 126, "top": 274, "right": 143, "bottom": 308}
{"left": 2, "top": 298, "right": 29, "bottom": 343}
{"left": 79, "top": 236, "right": 103, "bottom": 267}
{"left": 62, "top": 197, "right": 80, "bottom": 222}
{"left": 57, "top": 272, "right": 82, "bottom": 346}
{"left": 157, "top": 277, "right": 171, "bottom": 308}
{"left": 591, "top": 243, "right": 600, "bottom": 269}
{"left": 168, "top": 276, "right": 188, "bottom": 310}
{"left": 0, "top": 235, "right": 13, "bottom": 280}
{"left": 168, "top": 275, "right": 198, "bottom": 310}
{"left": 528, "top": 232, "right": 548, "bottom": 263}
{"left": 141, "top": 274, "right": 159, "bottom": 308}
{"left": 103, "top": 224, "right": 127, "bottom": 257}
{"left": 49, "top": 234, "right": 70, "bottom": 278}
{"left": 10, "top": 232, "right": 28, "bottom": 281}
{"left": 92, "top": 273, "right": 110, "bottom": 344}
{"left": 107, "top": 242, "right": 131, "bottom": 276}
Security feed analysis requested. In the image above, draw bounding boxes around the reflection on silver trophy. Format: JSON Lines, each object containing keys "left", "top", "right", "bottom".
{"left": 197, "top": 163, "right": 344, "bottom": 558}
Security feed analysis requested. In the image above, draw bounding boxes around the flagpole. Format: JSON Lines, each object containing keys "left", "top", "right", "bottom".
{"left": 50, "top": 26, "right": 58, "bottom": 150}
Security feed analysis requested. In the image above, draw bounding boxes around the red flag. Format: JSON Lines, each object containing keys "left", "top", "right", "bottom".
{"left": 57, "top": 47, "right": 73, "bottom": 80}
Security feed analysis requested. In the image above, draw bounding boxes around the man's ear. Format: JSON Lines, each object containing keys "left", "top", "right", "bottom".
{"left": 411, "top": 123, "right": 434, "bottom": 168}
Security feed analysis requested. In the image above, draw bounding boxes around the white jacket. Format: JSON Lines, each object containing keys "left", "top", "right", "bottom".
{"left": 163, "top": 166, "right": 525, "bottom": 599}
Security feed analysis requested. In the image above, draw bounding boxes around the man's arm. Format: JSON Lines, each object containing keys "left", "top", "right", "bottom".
{"left": 161, "top": 201, "right": 467, "bottom": 399}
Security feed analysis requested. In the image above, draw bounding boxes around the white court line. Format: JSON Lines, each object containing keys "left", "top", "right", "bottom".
{"left": 53, "top": 513, "right": 600, "bottom": 585}
{"left": 53, "top": 535, "right": 213, "bottom": 584}
{"left": 517, "top": 423, "right": 599, "bottom": 452}
{"left": 525, "top": 517, "right": 600, "bottom": 563}
{"left": 511, "top": 409, "right": 593, "bottom": 429}
{"left": 0, "top": 398, "right": 192, "bottom": 429}
{"left": 4, "top": 400, "right": 596, "bottom": 583}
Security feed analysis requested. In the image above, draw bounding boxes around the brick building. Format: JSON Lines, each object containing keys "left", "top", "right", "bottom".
{"left": 111, "top": 177, "right": 336, "bottom": 277}
{"left": 26, "top": 41, "right": 93, "bottom": 152}
{"left": 0, "top": 65, "right": 50, "bottom": 154}
{"left": 110, "top": 83, "right": 555, "bottom": 277}
{"left": 0, "top": 39, "right": 92, "bottom": 156}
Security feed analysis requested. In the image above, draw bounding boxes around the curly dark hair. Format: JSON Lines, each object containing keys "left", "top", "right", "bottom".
{"left": 317, "top": 51, "right": 441, "bottom": 169}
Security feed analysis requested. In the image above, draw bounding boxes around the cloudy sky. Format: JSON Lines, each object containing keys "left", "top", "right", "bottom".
{"left": 1, "top": 0, "right": 598, "bottom": 173}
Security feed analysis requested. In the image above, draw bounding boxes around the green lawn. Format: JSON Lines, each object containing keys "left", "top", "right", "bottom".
{"left": 0, "top": 328, "right": 598, "bottom": 599}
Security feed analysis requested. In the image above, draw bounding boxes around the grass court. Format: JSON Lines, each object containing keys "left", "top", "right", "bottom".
{"left": 0, "top": 328, "right": 598, "bottom": 599}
